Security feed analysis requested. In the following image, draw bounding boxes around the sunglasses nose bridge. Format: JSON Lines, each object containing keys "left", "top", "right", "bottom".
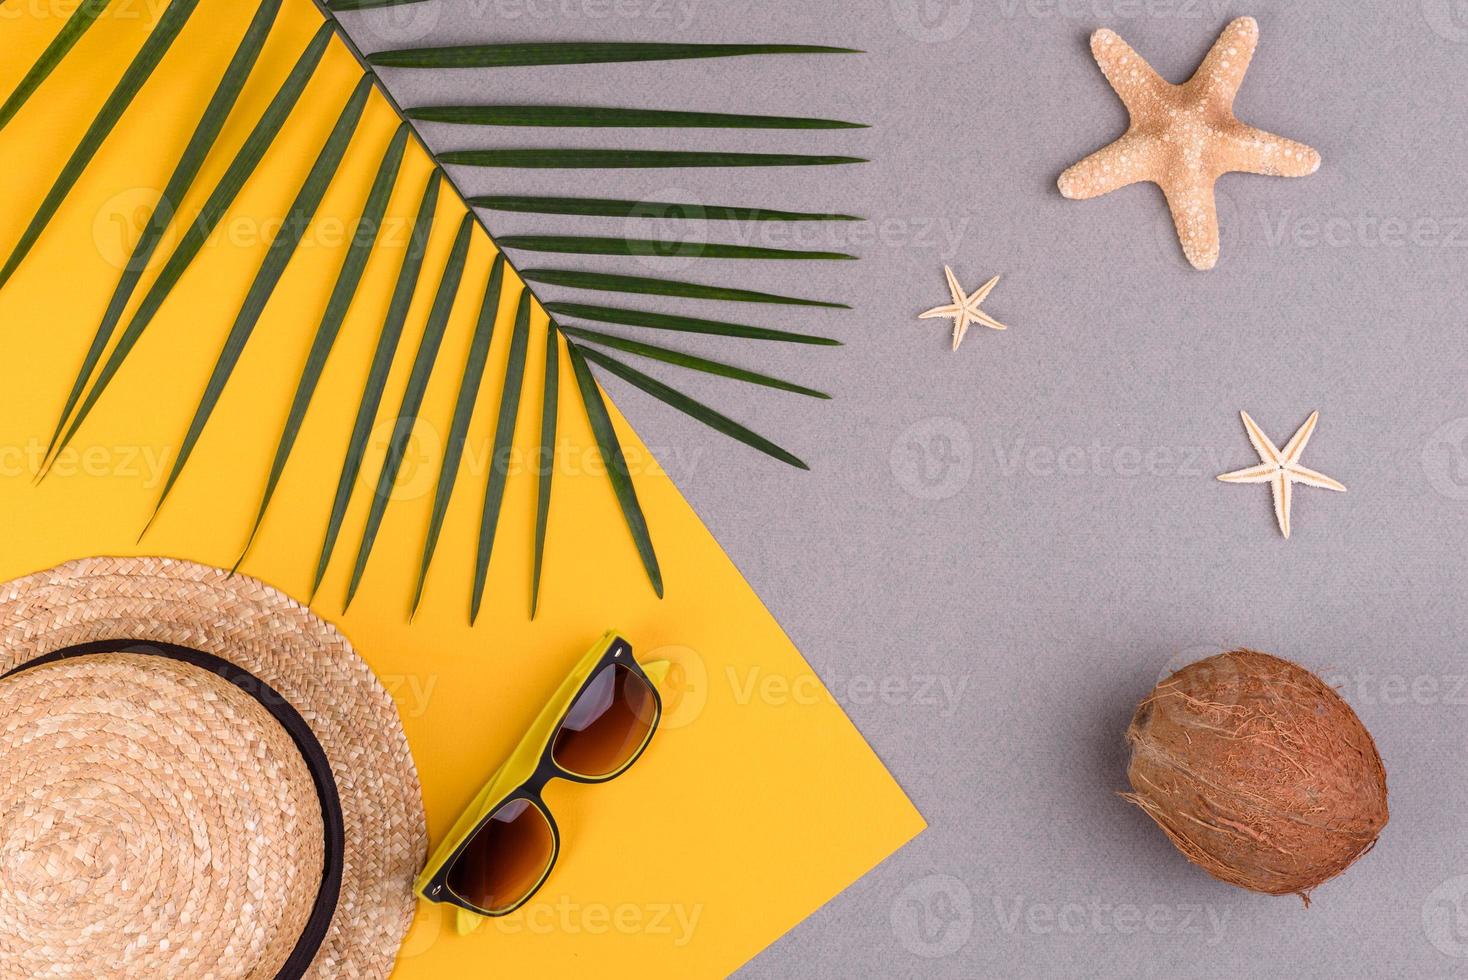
{"left": 527, "top": 766, "right": 557, "bottom": 794}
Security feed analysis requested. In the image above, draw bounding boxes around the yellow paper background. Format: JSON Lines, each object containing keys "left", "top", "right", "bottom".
{"left": 0, "top": 1, "right": 924, "bottom": 975}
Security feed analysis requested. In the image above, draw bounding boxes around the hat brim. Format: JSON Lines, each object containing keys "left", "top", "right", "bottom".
{"left": 0, "top": 556, "right": 426, "bottom": 979}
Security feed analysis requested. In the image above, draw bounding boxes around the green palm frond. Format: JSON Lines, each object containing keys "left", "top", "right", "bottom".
{"left": 43, "top": 0, "right": 284, "bottom": 466}
{"left": 5, "top": 0, "right": 865, "bottom": 618}
{"left": 236, "top": 123, "right": 411, "bottom": 568}
{"left": 469, "top": 197, "right": 861, "bottom": 222}
{"left": 408, "top": 105, "right": 865, "bottom": 130}
{"left": 411, "top": 253, "right": 507, "bottom": 617}
{"left": 520, "top": 270, "right": 848, "bottom": 309}
{"left": 439, "top": 149, "right": 865, "bottom": 169}
{"left": 366, "top": 41, "right": 860, "bottom": 69}
{"left": 575, "top": 345, "right": 809, "bottom": 470}
{"left": 545, "top": 303, "right": 841, "bottom": 346}
{"left": 326, "top": 0, "right": 431, "bottom": 8}
{"left": 311, "top": 170, "right": 442, "bottom": 600}
{"left": 0, "top": 0, "right": 113, "bottom": 133}
{"left": 470, "top": 289, "right": 533, "bottom": 624}
{"left": 531, "top": 319, "right": 559, "bottom": 620}
{"left": 0, "top": 0, "right": 202, "bottom": 290}
{"left": 560, "top": 326, "right": 830, "bottom": 399}
{"left": 567, "top": 341, "right": 662, "bottom": 598}
{"left": 345, "top": 212, "right": 476, "bottom": 609}
{"left": 47, "top": 22, "right": 336, "bottom": 471}
{"left": 496, "top": 235, "right": 855, "bottom": 261}
{"left": 145, "top": 73, "right": 375, "bottom": 531}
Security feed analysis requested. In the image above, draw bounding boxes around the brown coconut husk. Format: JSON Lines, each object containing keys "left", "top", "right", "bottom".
{"left": 1123, "top": 649, "right": 1388, "bottom": 904}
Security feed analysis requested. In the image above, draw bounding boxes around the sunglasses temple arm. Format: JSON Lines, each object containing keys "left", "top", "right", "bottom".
{"left": 457, "top": 906, "right": 486, "bottom": 935}
{"left": 640, "top": 659, "right": 672, "bottom": 689}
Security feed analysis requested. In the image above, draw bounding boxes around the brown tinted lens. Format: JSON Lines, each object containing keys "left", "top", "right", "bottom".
{"left": 445, "top": 798, "right": 554, "bottom": 913}
{"left": 551, "top": 664, "right": 657, "bottom": 778}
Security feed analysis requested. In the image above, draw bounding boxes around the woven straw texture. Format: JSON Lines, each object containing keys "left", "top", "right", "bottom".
{"left": 0, "top": 655, "right": 325, "bottom": 977}
{"left": 0, "top": 557, "right": 427, "bottom": 979}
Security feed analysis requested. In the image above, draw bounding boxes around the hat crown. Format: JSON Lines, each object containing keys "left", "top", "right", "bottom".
{"left": 0, "top": 556, "right": 426, "bottom": 979}
{"left": 0, "top": 654, "right": 324, "bottom": 978}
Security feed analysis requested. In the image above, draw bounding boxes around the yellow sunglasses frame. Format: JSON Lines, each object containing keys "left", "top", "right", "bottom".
{"left": 414, "top": 630, "right": 669, "bottom": 931}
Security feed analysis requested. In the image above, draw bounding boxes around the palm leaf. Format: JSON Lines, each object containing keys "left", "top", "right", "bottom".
{"left": 468, "top": 196, "right": 860, "bottom": 222}
{"left": 48, "top": 23, "right": 335, "bottom": 466}
{"left": 236, "top": 122, "right": 410, "bottom": 568}
{"left": 545, "top": 302, "right": 839, "bottom": 345}
{"left": 566, "top": 342, "right": 662, "bottom": 597}
{"left": 311, "top": 170, "right": 442, "bottom": 600}
{"left": 368, "top": 42, "right": 860, "bottom": 70}
{"left": 144, "top": 74, "right": 374, "bottom": 529}
{"left": 43, "top": 0, "right": 283, "bottom": 466}
{"left": 560, "top": 326, "right": 829, "bottom": 398}
{"left": 520, "top": 270, "right": 847, "bottom": 309}
{"left": 438, "top": 149, "right": 864, "bottom": 169}
{"left": 408, "top": 105, "right": 864, "bottom": 130}
{"left": 470, "top": 289, "right": 532, "bottom": 624}
{"left": 0, "top": 0, "right": 114, "bottom": 133}
{"left": 531, "top": 318, "right": 559, "bottom": 619}
{"left": 498, "top": 235, "right": 854, "bottom": 261}
{"left": 345, "top": 211, "right": 474, "bottom": 608}
{"left": 328, "top": 0, "right": 432, "bottom": 8}
{"left": 576, "top": 346, "right": 807, "bottom": 469}
{"left": 410, "top": 252, "right": 507, "bottom": 617}
{"left": 0, "top": 0, "right": 203, "bottom": 290}
{"left": 18, "top": 1, "right": 863, "bottom": 615}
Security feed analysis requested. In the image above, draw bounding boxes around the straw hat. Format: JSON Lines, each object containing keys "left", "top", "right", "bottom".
{"left": 0, "top": 557, "right": 426, "bottom": 979}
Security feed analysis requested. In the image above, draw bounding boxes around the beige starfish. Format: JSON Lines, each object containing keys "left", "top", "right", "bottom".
{"left": 1058, "top": 16, "right": 1320, "bottom": 270}
{"left": 1217, "top": 411, "right": 1345, "bottom": 539}
{"left": 919, "top": 266, "right": 1007, "bottom": 351}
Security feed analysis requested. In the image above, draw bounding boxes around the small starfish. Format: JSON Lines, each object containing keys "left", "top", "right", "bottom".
{"left": 1058, "top": 17, "right": 1320, "bottom": 270}
{"left": 1217, "top": 411, "right": 1346, "bottom": 539}
{"left": 919, "top": 266, "right": 1008, "bottom": 351}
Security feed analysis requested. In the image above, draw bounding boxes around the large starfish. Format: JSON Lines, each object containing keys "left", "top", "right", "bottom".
{"left": 1217, "top": 411, "right": 1345, "bottom": 539}
{"left": 1058, "top": 16, "right": 1320, "bottom": 270}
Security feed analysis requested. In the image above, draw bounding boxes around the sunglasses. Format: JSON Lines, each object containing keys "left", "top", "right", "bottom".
{"left": 415, "top": 631, "right": 668, "bottom": 925}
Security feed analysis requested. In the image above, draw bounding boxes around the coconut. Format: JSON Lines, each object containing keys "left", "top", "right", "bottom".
{"left": 1124, "top": 649, "right": 1387, "bottom": 903}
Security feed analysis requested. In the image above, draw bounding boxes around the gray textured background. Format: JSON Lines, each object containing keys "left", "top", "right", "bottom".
{"left": 340, "top": 1, "right": 1468, "bottom": 976}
